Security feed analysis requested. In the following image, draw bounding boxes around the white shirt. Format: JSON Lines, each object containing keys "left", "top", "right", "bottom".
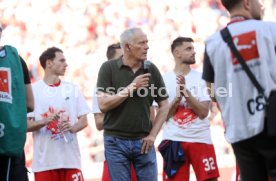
{"left": 162, "top": 70, "right": 212, "bottom": 144}
{"left": 203, "top": 20, "right": 276, "bottom": 143}
{"left": 92, "top": 88, "right": 101, "bottom": 114}
{"left": 29, "top": 80, "right": 91, "bottom": 172}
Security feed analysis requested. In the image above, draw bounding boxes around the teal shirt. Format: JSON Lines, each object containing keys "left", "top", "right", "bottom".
{"left": 0, "top": 45, "right": 27, "bottom": 156}
{"left": 97, "top": 58, "right": 168, "bottom": 139}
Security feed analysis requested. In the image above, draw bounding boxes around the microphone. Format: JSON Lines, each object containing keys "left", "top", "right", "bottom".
{"left": 143, "top": 60, "right": 151, "bottom": 73}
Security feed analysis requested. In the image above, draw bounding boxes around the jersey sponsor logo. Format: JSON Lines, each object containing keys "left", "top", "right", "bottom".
{"left": 0, "top": 67, "right": 12, "bottom": 103}
{"left": 173, "top": 105, "right": 197, "bottom": 128}
{"left": 231, "top": 31, "right": 259, "bottom": 65}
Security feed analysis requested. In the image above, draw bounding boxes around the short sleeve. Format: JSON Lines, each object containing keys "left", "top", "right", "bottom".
{"left": 20, "top": 56, "right": 31, "bottom": 84}
{"left": 202, "top": 49, "right": 215, "bottom": 83}
{"left": 76, "top": 85, "right": 91, "bottom": 117}
{"left": 151, "top": 64, "right": 168, "bottom": 103}
{"left": 92, "top": 88, "right": 101, "bottom": 114}
{"left": 97, "top": 61, "right": 112, "bottom": 93}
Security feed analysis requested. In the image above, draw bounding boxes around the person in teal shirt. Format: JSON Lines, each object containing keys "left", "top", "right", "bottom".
{"left": 0, "top": 24, "right": 34, "bottom": 181}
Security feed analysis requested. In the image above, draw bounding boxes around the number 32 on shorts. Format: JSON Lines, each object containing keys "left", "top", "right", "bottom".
{"left": 72, "top": 172, "right": 82, "bottom": 181}
{"left": 202, "top": 157, "right": 216, "bottom": 171}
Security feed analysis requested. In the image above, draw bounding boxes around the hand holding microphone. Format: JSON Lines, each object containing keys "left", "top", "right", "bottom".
{"left": 129, "top": 61, "right": 151, "bottom": 91}
{"left": 143, "top": 60, "right": 151, "bottom": 73}
{"left": 138, "top": 60, "right": 151, "bottom": 87}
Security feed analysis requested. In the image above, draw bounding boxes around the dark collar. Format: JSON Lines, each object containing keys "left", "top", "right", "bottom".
{"left": 116, "top": 56, "right": 124, "bottom": 68}
{"left": 116, "top": 57, "right": 143, "bottom": 70}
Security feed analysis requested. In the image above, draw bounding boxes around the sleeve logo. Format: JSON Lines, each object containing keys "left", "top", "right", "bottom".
{"left": 231, "top": 31, "right": 259, "bottom": 65}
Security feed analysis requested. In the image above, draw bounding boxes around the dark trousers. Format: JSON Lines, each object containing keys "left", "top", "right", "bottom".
{"left": 0, "top": 152, "right": 29, "bottom": 181}
{"left": 232, "top": 126, "right": 276, "bottom": 181}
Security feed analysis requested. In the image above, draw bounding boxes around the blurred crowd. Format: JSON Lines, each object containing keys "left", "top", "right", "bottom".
{"left": 1, "top": 0, "right": 276, "bottom": 179}
{"left": 1, "top": 0, "right": 275, "bottom": 97}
